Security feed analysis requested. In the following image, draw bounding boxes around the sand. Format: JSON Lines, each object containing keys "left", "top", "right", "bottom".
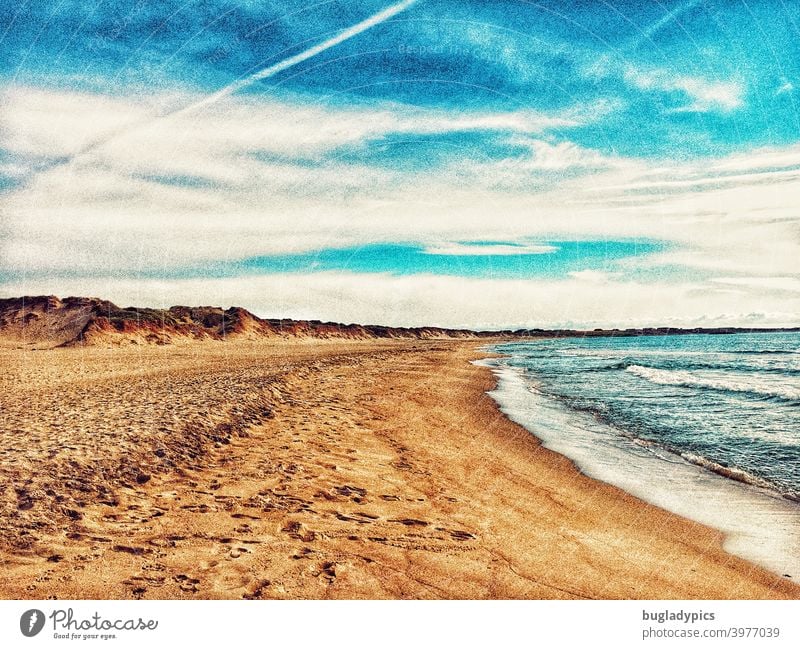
{"left": 0, "top": 339, "right": 797, "bottom": 599}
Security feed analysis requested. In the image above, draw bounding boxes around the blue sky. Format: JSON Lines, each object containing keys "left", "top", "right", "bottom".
{"left": 1, "top": 1, "right": 799, "bottom": 327}
{"left": 4, "top": 0, "right": 799, "bottom": 156}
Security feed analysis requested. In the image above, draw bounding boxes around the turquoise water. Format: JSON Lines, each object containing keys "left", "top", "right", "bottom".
{"left": 493, "top": 332, "right": 800, "bottom": 500}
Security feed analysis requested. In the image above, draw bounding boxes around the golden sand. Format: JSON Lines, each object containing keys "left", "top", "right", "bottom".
{"left": 0, "top": 340, "right": 797, "bottom": 599}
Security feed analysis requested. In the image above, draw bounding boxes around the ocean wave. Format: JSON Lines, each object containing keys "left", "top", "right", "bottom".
{"left": 625, "top": 365, "right": 800, "bottom": 401}
{"left": 574, "top": 359, "right": 800, "bottom": 376}
{"left": 678, "top": 452, "right": 789, "bottom": 494}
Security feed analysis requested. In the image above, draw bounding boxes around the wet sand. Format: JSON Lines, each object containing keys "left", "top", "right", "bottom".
{"left": 0, "top": 340, "right": 797, "bottom": 599}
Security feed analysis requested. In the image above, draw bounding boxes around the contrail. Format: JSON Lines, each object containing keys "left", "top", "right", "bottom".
{"left": 626, "top": 0, "right": 702, "bottom": 51}
{"left": 173, "top": 0, "right": 418, "bottom": 118}
{"left": 23, "top": 0, "right": 418, "bottom": 179}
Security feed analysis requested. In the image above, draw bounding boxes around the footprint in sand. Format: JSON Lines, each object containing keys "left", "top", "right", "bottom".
{"left": 173, "top": 574, "right": 201, "bottom": 592}
{"left": 281, "top": 520, "right": 316, "bottom": 542}
{"left": 388, "top": 518, "right": 429, "bottom": 527}
{"left": 313, "top": 561, "right": 337, "bottom": 583}
{"left": 228, "top": 546, "right": 251, "bottom": 559}
{"left": 242, "top": 578, "right": 272, "bottom": 599}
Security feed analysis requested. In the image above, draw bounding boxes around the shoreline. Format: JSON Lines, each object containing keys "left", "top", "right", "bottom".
{"left": 0, "top": 340, "right": 797, "bottom": 599}
{"left": 480, "top": 355, "right": 800, "bottom": 585}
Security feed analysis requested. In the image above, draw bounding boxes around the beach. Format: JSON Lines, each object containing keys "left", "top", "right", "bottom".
{"left": 0, "top": 339, "right": 797, "bottom": 599}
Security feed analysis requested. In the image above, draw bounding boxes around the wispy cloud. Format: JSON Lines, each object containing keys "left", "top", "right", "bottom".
{"left": 503, "top": 138, "right": 615, "bottom": 171}
{"left": 623, "top": 66, "right": 744, "bottom": 113}
{"left": 2, "top": 85, "right": 799, "bottom": 329}
{"left": 422, "top": 242, "right": 557, "bottom": 256}
{"left": 2, "top": 0, "right": 799, "bottom": 328}
{"left": 710, "top": 277, "right": 800, "bottom": 293}
{"left": 5, "top": 1, "right": 421, "bottom": 185}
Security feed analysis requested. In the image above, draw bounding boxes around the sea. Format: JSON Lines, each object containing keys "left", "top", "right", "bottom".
{"left": 482, "top": 331, "right": 800, "bottom": 582}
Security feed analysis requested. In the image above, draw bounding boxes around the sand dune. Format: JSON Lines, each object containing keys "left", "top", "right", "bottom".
{"left": 0, "top": 296, "right": 483, "bottom": 349}
{"left": 0, "top": 339, "right": 796, "bottom": 599}
{"left": 4, "top": 296, "right": 793, "bottom": 351}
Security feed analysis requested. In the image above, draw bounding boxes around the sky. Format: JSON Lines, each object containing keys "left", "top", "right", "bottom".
{"left": 1, "top": 0, "right": 799, "bottom": 329}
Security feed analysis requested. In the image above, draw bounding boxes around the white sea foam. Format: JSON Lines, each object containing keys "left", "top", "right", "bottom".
{"left": 478, "top": 359, "right": 800, "bottom": 583}
{"left": 626, "top": 364, "right": 800, "bottom": 400}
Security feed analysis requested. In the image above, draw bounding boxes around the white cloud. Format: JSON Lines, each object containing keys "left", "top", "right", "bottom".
{"left": 711, "top": 276, "right": 800, "bottom": 293}
{"left": 623, "top": 66, "right": 744, "bottom": 112}
{"left": 1, "top": 88, "right": 799, "bottom": 327}
{"left": 0, "top": 87, "right": 160, "bottom": 157}
{"left": 0, "top": 86, "right": 578, "bottom": 171}
{"left": 423, "top": 242, "right": 557, "bottom": 256}
{"left": 568, "top": 270, "right": 619, "bottom": 283}
{"left": 399, "top": 111, "right": 579, "bottom": 135}
{"left": 505, "top": 138, "right": 615, "bottom": 171}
